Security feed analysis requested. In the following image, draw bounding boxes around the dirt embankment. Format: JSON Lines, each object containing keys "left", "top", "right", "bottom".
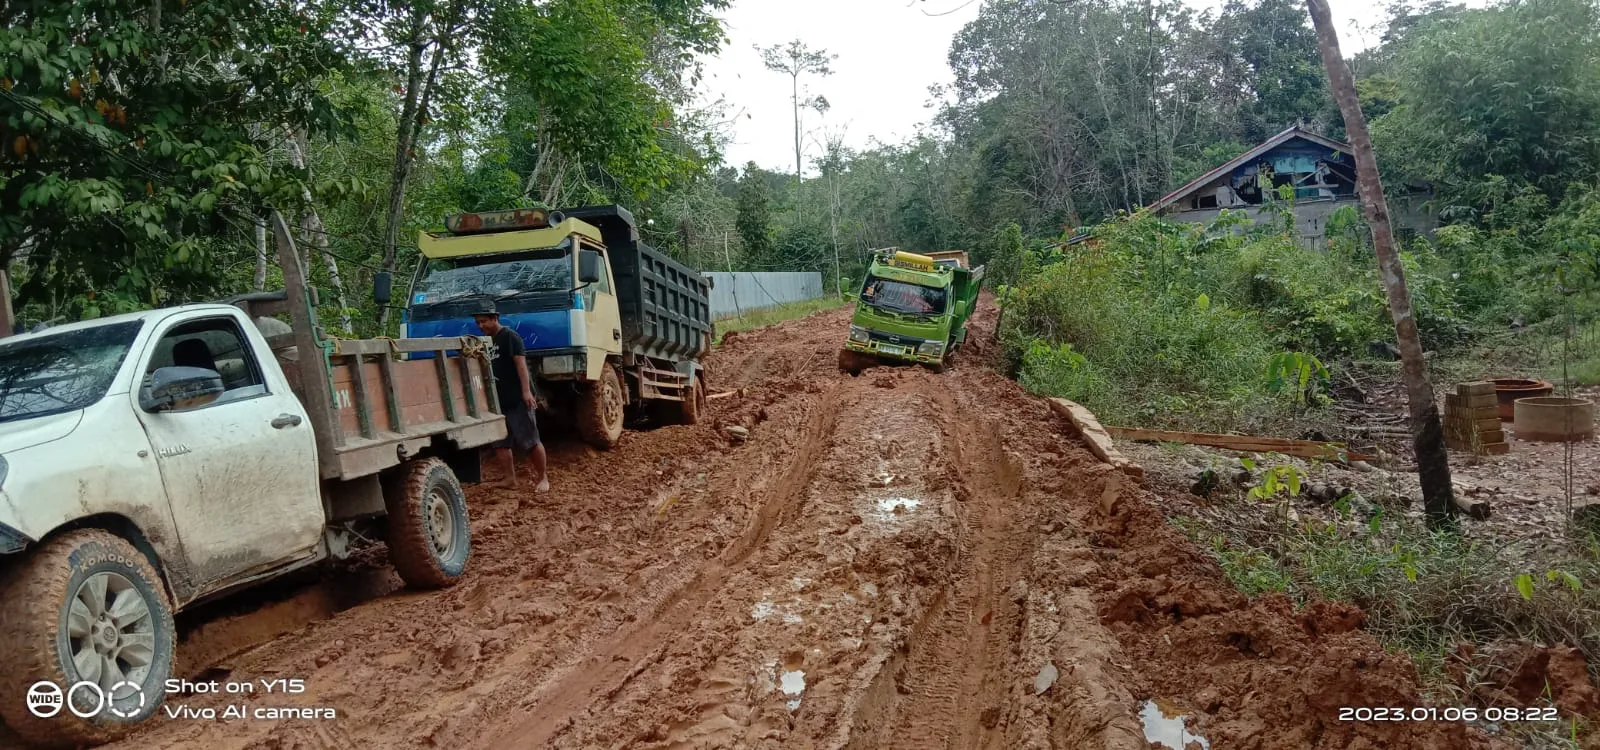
{"left": 104, "top": 298, "right": 1495, "bottom": 750}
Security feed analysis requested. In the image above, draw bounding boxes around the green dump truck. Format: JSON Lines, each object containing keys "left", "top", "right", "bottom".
{"left": 838, "top": 249, "right": 984, "bottom": 374}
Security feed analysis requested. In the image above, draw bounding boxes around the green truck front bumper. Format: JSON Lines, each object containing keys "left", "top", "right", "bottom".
{"left": 842, "top": 339, "right": 943, "bottom": 364}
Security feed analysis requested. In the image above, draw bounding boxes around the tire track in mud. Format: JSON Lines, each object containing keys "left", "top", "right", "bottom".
{"left": 475, "top": 384, "right": 846, "bottom": 748}
{"left": 847, "top": 386, "right": 1027, "bottom": 750}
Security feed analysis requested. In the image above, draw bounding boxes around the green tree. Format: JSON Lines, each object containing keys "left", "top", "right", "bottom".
{"left": 758, "top": 39, "right": 834, "bottom": 186}
{"left": 1372, "top": 0, "right": 1600, "bottom": 207}
{"left": 735, "top": 161, "right": 773, "bottom": 268}
{"left": 0, "top": 0, "right": 348, "bottom": 319}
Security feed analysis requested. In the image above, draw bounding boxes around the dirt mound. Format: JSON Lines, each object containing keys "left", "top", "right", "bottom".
{"left": 1451, "top": 642, "right": 1600, "bottom": 716}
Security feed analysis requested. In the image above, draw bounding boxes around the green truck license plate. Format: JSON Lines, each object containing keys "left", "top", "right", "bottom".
{"left": 877, "top": 344, "right": 908, "bottom": 356}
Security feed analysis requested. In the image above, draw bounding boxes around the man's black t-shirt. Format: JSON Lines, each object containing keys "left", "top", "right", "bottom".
{"left": 489, "top": 327, "right": 525, "bottom": 410}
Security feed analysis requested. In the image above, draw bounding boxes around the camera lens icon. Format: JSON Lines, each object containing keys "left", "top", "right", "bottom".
{"left": 27, "top": 681, "right": 64, "bottom": 718}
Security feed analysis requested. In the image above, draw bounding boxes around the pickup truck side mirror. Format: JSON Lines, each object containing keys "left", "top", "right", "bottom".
{"left": 373, "top": 271, "right": 393, "bottom": 305}
{"left": 141, "top": 366, "right": 225, "bottom": 413}
{"left": 578, "top": 250, "right": 603, "bottom": 285}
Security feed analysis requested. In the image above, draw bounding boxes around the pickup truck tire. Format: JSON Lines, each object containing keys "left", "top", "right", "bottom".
{"left": 0, "top": 530, "right": 176, "bottom": 747}
{"left": 576, "top": 364, "right": 625, "bottom": 449}
{"left": 385, "top": 458, "right": 471, "bottom": 589}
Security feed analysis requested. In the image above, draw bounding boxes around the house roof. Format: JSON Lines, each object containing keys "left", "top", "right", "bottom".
{"left": 1148, "top": 126, "right": 1353, "bottom": 212}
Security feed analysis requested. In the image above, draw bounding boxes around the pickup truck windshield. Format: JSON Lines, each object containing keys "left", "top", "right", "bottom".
{"left": 0, "top": 321, "right": 143, "bottom": 423}
{"left": 861, "top": 276, "right": 948, "bottom": 315}
{"left": 413, "top": 242, "right": 573, "bottom": 303}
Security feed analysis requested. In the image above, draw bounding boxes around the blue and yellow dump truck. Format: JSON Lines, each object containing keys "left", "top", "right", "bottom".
{"left": 403, "top": 205, "right": 712, "bottom": 448}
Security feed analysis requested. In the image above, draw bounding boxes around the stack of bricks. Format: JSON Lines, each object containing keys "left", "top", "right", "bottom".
{"left": 1444, "top": 381, "right": 1509, "bottom": 455}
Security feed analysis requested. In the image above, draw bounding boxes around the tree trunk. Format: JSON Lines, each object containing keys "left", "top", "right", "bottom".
{"left": 253, "top": 217, "right": 268, "bottom": 291}
{"left": 286, "top": 133, "right": 353, "bottom": 333}
{"left": 1306, "top": 0, "right": 1456, "bottom": 528}
{"left": 377, "top": 21, "right": 449, "bottom": 330}
{"left": 791, "top": 73, "right": 803, "bottom": 196}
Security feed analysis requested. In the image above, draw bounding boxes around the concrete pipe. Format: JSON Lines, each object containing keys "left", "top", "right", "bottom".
{"left": 1513, "top": 396, "right": 1595, "bottom": 443}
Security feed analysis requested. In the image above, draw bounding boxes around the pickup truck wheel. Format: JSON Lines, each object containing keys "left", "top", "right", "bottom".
{"left": 386, "top": 458, "right": 471, "bottom": 589}
{"left": 577, "top": 364, "right": 625, "bottom": 449}
{"left": 0, "top": 530, "right": 175, "bottom": 747}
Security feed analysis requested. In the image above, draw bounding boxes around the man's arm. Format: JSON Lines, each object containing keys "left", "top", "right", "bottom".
{"left": 514, "top": 354, "right": 535, "bottom": 408}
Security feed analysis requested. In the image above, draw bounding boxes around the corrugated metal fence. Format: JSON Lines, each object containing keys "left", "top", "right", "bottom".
{"left": 704, "top": 271, "right": 825, "bottom": 319}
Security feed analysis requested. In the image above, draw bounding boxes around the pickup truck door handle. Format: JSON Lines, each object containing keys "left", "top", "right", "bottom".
{"left": 271, "top": 414, "right": 303, "bottom": 429}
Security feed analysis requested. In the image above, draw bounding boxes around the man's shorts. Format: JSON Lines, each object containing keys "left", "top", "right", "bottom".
{"left": 495, "top": 402, "right": 542, "bottom": 454}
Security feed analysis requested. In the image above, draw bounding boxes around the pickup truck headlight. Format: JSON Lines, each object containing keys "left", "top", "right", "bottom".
{"left": 848, "top": 325, "right": 870, "bottom": 344}
{"left": 917, "top": 340, "right": 946, "bottom": 357}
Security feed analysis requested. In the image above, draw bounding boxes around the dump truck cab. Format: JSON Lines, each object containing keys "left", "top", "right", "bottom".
{"left": 839, "top": 249, "right": 984, "bottom": 373}
{"left": 404, "top": 206, "right": 712, "bottom": 449}
{"left": 405, "top": 208, "right": 621, "bottom": 384}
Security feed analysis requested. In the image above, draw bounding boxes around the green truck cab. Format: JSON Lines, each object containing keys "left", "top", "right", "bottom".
{"left": 838, "top": 249, "right": 984, "bottom": 374}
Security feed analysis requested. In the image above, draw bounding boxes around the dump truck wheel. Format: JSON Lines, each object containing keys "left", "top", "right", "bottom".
{"left": 838, "top": 349, "right": 871, "bottom": 375}
{"left": 385, "top": 457, "right": 471, "bottom": 589}
{"left": 0, "top": 530, "right": 176, "bottom": 747}
{"left": 678, "top": 377, "right": 703, "bottom": 425}
{"left": 577, "top": 364, "right": 625, "bottom": 449}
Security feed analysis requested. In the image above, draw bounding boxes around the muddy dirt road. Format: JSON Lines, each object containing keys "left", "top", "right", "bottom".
{"left": 107, "top": 300, "right": 1496, "bottom": 750}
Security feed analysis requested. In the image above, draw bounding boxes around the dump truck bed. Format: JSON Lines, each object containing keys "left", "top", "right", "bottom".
{"left": 562, "top": 205, "right": 713, "bottom": 363}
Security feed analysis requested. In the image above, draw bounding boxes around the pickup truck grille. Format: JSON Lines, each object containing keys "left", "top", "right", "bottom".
{"left": 410, "top": 294, "right": 571, "bottom": 323}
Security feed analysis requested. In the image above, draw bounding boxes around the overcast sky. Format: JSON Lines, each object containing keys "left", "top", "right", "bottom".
{"left": 699, "top": 0, "right": 1441, "bottom": 175}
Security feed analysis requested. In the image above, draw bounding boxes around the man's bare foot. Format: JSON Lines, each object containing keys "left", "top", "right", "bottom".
{"left": 491, "top": 478, "right": 518, "bottom": 490}
{"left": 535, "top": 476, "right": 550, "bottom": 493}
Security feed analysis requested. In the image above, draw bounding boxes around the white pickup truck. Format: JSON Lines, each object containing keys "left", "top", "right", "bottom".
{"left": 0, "top": 217, "right": 506, "bottom": 746}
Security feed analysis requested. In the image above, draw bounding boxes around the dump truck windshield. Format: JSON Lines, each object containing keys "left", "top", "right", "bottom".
{"left": 861, "top": 276, "right": 947, "bottom": 315}
{"left": 414, "top": 241, "right": 573, "bottom": 302}
{"left": 0, "top": 321, "right": 143, "bottom": 423}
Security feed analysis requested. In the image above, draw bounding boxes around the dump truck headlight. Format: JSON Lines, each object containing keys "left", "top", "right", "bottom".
{"left": 848, "top": 325, "right": 870, "bottom": 344}
{"left": 917, "top": 340, "right": 945, "bottom": 357}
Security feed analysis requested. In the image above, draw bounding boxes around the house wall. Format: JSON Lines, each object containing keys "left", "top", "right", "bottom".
{"left": 1167, "top": 195, "right": 1435, "bottom": 249}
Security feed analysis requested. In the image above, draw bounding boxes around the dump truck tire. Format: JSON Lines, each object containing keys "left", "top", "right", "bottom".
{"left": 838, "top": 349, "right": 873, "bottom": 375}
{"left": 577, "top": 364, "right": 625, "bottom": 449}
{"left": 679, "top": 377, "right": 704, "bottom": 425}
{"left": 385, "top": 457, "right": 471, "bottom": 589}
{"left": 0, "top": 530, "right": 176, "bottom": 747}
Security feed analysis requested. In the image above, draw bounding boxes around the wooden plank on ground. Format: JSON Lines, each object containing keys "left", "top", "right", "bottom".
{"left": 1046, "top": 398, "right": 1144, "bottom": 481}
{"left": 1102, "top": 426, "right": 1373, "bottom": 463}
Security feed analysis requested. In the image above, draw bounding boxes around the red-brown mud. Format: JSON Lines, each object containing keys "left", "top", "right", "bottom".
{"left": 98, "top": 297, "right": 1495, "bottom": 749}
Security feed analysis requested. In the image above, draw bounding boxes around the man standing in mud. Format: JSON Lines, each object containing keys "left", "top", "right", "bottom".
{"left": 474, "top": 303, "right": 549, "bottom": 493}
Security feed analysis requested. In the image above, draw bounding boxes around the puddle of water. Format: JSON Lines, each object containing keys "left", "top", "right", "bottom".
{"left": 780, "top": 669, "right": 806, "bottom": 711}
{"left": 750, "top": 599, "right": 803, "bottom": 624}
{"left": 877, "top": 496, "right": 921, "bottom": 514}
{"left": 1140, "top": 700, "right": 1210, "bottom": 750}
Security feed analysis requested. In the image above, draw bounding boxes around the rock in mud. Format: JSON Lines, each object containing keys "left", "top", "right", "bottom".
{"left": 725, "top": 425, "right": 750, "bottom": 442}
{"left": 1032, "top": 662, "right": 1059, "bottom": 695}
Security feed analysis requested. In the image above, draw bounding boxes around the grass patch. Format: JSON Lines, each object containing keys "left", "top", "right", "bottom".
{"left": 713, "top": 294, "right": 849, "bottom": 344}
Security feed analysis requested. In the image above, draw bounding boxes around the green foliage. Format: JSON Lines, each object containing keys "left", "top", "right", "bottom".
{"left": 1002, "top": 214, "right": 1290, "bottom": 431}
{"left": 1247, "top": 462, "right": 1305, "bottom": 501}
{"left": 735, "top": 162, "right": 774, "bottom": 267}
{"left": 1265, "top": 351, "right": 1331, "bottom": 407}
{"left": 1372, "top": 0, "right": 1600, "bottom": 206}
{"left": 0, "top": 0, "right": 348, "bottom": 319}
